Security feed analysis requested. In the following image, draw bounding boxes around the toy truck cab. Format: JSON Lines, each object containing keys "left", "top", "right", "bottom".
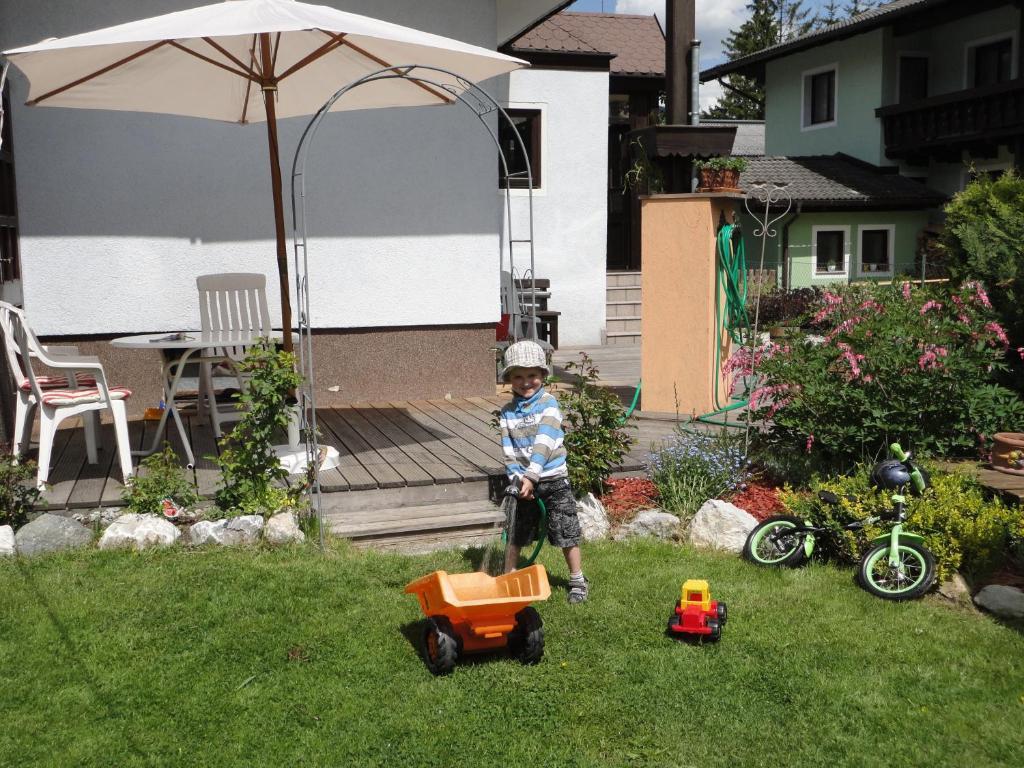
{"left": 668, "top": 579, "right": 727, "bottom": 641}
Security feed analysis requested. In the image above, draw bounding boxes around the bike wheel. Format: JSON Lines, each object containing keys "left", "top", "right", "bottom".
{"left": 859, "top": 541, "right": 936, "bottom": 601}
{"left": 743, "top": 516, "right": 809, "bottom": 567}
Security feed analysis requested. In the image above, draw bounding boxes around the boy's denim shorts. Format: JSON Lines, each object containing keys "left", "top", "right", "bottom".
{"left": 512, "top": 476, "right": 581, "bottom": 548}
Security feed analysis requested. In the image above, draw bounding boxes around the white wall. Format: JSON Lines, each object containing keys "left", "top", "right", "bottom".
{"left": 506, "top": 67, "right": 608, "bottom": 346}
{"left": 0, "top": 0, "right": 516, "bottom": 335}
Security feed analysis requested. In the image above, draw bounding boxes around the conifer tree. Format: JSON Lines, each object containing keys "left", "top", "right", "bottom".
{"left": 703, "top": 0, "right": 779, "bottom": 120}
{"left": 843, "top": 0, "right": 877, "bottom": 16}
{"left": 819, "top": 0, "right": 843, "bottom": 26}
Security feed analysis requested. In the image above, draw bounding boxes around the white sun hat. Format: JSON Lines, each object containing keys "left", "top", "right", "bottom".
{"left": 500, "top": 340, "right": 550, "bottom": 382}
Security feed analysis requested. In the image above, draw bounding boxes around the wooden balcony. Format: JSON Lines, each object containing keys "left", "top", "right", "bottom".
{"left": 876, "top": 78, "right": 1024, "bottom": 162}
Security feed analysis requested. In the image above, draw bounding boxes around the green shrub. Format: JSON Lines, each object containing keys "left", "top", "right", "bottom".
{"left": 0, "top": 456, "right": 41, "bottom": 528}
{"left": 942, "top": 169, "right": 1024, "bottom": 348}
{"left": 694, "top": 156, "right": 749, "bottom": 172}
{"left": 122, "top": 443, "right": 199, "bottom": 515}
{"left": 560, "top": 352, "right": 635, "bottom": 498}
{"left": 647, "top": 428, "right": 749, "bottom": 520}
{"left": 215, "top": 340, "right": 305, "bottom": 515}
{"left": 750, "top": 287, "right": 822, "bottom": 328}
{"left": 736, "top": 281, "right": 1024, "bottom": 478}
{"left": 779, "top": 465, "right": 1024, "bottom": 582}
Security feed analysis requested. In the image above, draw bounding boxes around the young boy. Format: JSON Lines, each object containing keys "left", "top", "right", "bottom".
{"left": 498, "top": 340, "right": 588, "bottom": 603}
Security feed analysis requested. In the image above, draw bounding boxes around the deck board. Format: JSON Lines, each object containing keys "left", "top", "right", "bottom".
{"left": 368, "top": 403, "right": 485, "bottom": 482}
{"left": 67, "top": 422, "right": 118, "bottom": 508}
{"left": 37, "top": 423, "right": 82, "bottom": 509}
{"left": 402, "top": 401, "right": 504, "bottom": 473}
{"left": 348, "top": 404, "right": 462, "bottom": 484}
{"left": 335, "top": 405, "right": 434, "bottom": 487}
{"left": 314, "top": 409, "right": 379, "bottom": 491}
{"left": 322, "top": 407, "right": 407, "bottom": 490}
{"left": 189, "top": 416, "right": 222, "bottom": 498}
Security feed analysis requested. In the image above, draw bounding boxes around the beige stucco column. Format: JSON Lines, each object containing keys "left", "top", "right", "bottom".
{"left": 640, "top": 193, "right": 743, "bottom": 416}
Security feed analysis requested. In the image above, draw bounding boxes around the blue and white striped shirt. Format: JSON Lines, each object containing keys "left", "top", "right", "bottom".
{"left": 499, "top": 388, "right": 568, "bottom": 483}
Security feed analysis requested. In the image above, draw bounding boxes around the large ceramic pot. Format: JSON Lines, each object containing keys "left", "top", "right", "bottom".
{"left": 991, "top": 432, "right": 1024, "bottom": 474}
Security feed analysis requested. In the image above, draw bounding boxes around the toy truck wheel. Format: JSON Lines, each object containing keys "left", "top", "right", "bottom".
{"left": 716, "top": 602, "right": 728, "bottom": 626}
{"left": 705, "top": 617, "right": 722, "bottom": 642}
{"left": 667, "top": 614, "right": 681, "bottom": 632}
{"left": 421, "top": 616, "right": 459, "bottom": 676}
{"left": 509, "top": 606, "right": 544, "bottom": 665}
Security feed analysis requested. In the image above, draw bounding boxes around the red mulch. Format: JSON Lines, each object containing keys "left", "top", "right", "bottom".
{"left": 729, "top": 482, "right": 786, "bottom": 522}
{"left": 602, "top": 478, "right": 660, "bottom": 524}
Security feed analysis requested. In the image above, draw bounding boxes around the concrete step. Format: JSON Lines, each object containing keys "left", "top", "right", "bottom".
{"left": 605, "top": 331, "right": 641, "bottom": 346}
{"left": 606, "top": 286, "right": 641, "bottom": 303}
{"left": 606, "top": 317, "right": 641, "bottom": 333}
{"left": 325, "top": 494, "right": 505, "bottom": 554}
{"left": 606, "top": 301, "right": 642, "bottom": 318}
{"left": 606, "top": 271, "right": 642, "bottom": 288}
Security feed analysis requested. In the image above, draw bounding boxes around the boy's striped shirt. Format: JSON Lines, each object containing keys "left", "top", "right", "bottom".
{"left": 499, "top": 388, "right": 568, "bottom": 484}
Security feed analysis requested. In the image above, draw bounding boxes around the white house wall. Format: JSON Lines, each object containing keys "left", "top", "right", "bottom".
{"left": 506, "top": 67, "right": 608, "bottom": 346}
{"left": 0, "top": 0, "right": 513, "bottom": 336}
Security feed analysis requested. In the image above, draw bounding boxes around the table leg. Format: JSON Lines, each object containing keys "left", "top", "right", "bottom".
{"left": 134, "top": 347, "right": 199, "bottom": 468}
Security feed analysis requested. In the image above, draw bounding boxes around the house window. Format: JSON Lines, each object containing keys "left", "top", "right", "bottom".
{"left": 812, "top": 226, "right": 849, "bottom": 277}
{"left": 972, "top": 37, "right": 1013, "bottom": 88}
{"left": 803, "top": 66, "right": 837, "bottom": 128}
{"left": 858, "top": 226, "right": 894, "bottom": 277}
{"left": 499, "top": 108, "right": 541, "bottom": 189}
{"left": 898, "top": 56, "right": 929, "bottom": 103}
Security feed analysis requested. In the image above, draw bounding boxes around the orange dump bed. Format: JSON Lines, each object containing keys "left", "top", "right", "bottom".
{"left": 405, "top": 565, "right": 551, "bottom": 651}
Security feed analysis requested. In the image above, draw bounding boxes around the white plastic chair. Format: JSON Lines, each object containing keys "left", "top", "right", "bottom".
{"left": 196, "top": 273, "right": 272, "bottom": 437}
{"left": 0, "top": 300, "right": 97, "bottom": 459}
{"left": 7, "top": 308, "right": 133, "bottom": 489}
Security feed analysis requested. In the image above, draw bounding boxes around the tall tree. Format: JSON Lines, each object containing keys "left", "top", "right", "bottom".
{"left": 777, "top": 0, "right": 817, "bottom": 40}
{"left": 818, "top": 0, "right": 843, "bottom": 26}
{"left": 843, "top": 0, "right": 877, "bottom": 16}
{"left": 703, "top": 1, "right": 817, "bottom": 119}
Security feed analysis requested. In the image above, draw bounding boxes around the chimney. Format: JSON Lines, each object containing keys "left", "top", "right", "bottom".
{"left": 665, "top": 0, "right": 695, "bottom": 125}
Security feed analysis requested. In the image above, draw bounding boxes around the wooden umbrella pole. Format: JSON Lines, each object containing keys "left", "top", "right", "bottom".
{"left": 260, "top": 33, "right": 293, "bottom": 353}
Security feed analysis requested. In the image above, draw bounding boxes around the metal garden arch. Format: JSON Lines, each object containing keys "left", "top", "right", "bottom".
{"left": 290, "top": 65, "right": 538, "bottom": 544}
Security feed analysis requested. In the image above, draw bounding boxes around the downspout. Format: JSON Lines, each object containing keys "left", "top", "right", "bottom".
{"left": 780, "top": 204, "right": 801, "bottom": 290}
{"left": 690, "top": 39, "right": 701, "bottom": 191}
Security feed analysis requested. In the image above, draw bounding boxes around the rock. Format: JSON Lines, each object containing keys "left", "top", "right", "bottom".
{"left": 0, "top": 525, "right": 15, "bottom": 556}
{"left": 973, "top": 584, "right": 1024, "bottom": 619}
{"left": 937, "top": 573, "right": 975, "bottom": 609}
{"left": 97, "top": 514, "right": 181, "bottom": 551}
{"left": 14, "top": 513, "right": 93, "bottom": 557}
{"left": 188, "top": 515, "right": 265, "bottom": 547}
{"left": 72, "top": 507, "right": 123, "bottom": 529}
{"left": 576, "top": 493, "right": 610, "bottom": 541}
{"left": 689, "top": 499, "right": 758, "bottom": 553}
{"left": 614, "top": 510, "right": 680, "bottom": 541}
{"left": 265, "top": 512, "right": 305, "bottom": 545}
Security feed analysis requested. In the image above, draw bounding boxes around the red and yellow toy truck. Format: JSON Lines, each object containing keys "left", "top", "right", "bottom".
{"left": 667, "top": 579, "right": 727, "bottom": 641}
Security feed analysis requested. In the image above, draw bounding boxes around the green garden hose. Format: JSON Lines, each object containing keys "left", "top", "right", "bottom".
{"left": 696, "top": 223, "right": 752, "bottom": 427}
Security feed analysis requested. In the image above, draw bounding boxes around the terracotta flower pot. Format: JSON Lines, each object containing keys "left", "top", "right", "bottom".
{"left": 991, "top": 432, "right": 1024, "bottom": 474}
{"left": 698, "top": 167, "right": 742, "bottom": 193}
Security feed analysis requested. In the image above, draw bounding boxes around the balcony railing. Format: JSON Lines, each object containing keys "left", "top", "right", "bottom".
{"left": 876, "top": 78, "right": 1024, "bottom": 160}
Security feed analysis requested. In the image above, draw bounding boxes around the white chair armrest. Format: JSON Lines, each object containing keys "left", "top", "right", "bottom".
{"left": 39, "top": 353, "right": 104, "bottom": 371}
{"left": 41, "top": 344, "right": 80, "bottom": 357}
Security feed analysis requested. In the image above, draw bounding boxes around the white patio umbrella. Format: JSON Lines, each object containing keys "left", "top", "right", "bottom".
{"left": 2, "top": 0, "right": 527, "bottom": 351}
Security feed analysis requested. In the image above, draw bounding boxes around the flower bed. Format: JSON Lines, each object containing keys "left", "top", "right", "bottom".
{"left": 729, "top": 482, "right": 785, "bottom": 522}
{"left": 602, "top": 477, "right": 659, "bottom": 524}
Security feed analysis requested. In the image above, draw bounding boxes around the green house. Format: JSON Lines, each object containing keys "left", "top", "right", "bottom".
{"left": 701, "top": 0, "right": 1024, "bottom": 288}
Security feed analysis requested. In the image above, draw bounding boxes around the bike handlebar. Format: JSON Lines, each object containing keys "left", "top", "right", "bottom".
{"left": 890, "top": 442, "right": 927, "bottom": 494}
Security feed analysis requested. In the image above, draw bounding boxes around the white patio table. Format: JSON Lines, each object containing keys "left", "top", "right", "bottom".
{"left": 110, "top": 330, "right": 291, "bottom": 468}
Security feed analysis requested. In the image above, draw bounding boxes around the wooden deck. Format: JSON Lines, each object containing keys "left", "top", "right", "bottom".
{"left": 30, "top": 394, "right": 680, "bottom": 511}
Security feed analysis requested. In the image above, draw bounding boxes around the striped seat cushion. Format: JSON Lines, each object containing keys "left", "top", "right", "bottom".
{"left": 40, "top": 386, "right": 132, "bottom": 406}
{"left": 19, "top": 373, "right": 98, "bottom": 392}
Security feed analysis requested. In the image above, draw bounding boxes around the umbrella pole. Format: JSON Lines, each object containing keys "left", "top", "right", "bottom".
{"left": 261, "top": 34, "right": 293, "bottom": 354}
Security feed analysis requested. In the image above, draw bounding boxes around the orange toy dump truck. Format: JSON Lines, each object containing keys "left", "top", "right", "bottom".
{"left": 405, "top": 564, "right": 551, "bottom": 675}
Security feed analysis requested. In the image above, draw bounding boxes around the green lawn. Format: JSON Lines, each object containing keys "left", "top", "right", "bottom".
{"left": 2, "top": 539, "right": 1023, "bottom": 767}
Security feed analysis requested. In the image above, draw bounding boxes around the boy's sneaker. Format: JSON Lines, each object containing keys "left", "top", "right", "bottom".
{"left": 568, "top": 575, "right": 589, "bottom": 604}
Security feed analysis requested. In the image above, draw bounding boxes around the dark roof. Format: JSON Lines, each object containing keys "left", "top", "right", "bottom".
{"left": 739, "top": 155, "right": 946, "bottom": 209}
{"left": 702, "top": 0, "right": 951, "bottom": 81}
{"left": 700, "top": 120, "right": 765, "bottom": 156}
{"left": 509, "top": 12, "right": 665, "bottom": 77}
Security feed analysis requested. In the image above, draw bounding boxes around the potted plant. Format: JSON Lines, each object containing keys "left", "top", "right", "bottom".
{"left": 694, "top": 156, "right": 748, "bottom": 192}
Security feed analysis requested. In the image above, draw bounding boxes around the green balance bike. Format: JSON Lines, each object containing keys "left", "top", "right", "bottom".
{"left": 742, "top": 443, "right": 936, "bottom": 601}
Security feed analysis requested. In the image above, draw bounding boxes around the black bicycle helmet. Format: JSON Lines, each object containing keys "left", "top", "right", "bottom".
{"left": 870, "top": 459, "right": 911, "bottom": 490}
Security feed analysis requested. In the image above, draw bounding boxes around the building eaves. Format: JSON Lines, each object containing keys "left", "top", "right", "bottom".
{"left": 701, "top": 0, "right": 947, "bottom": 82}
{"left": 739, "top": 154, "right": 947, "bottom": 208}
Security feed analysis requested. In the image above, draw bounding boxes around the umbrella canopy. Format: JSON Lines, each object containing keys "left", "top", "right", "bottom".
{"left": 3, "top": 0, "right": 527, "bottom": 349}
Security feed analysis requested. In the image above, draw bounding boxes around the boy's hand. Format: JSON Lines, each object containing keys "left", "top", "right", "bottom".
{"left": 519, "top": 477, "right": 535, "bottom": 500}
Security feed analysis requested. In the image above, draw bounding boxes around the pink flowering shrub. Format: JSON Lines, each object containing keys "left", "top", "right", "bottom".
{"left": 737, "top": 282, "right": 1024, "bottom": 476}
